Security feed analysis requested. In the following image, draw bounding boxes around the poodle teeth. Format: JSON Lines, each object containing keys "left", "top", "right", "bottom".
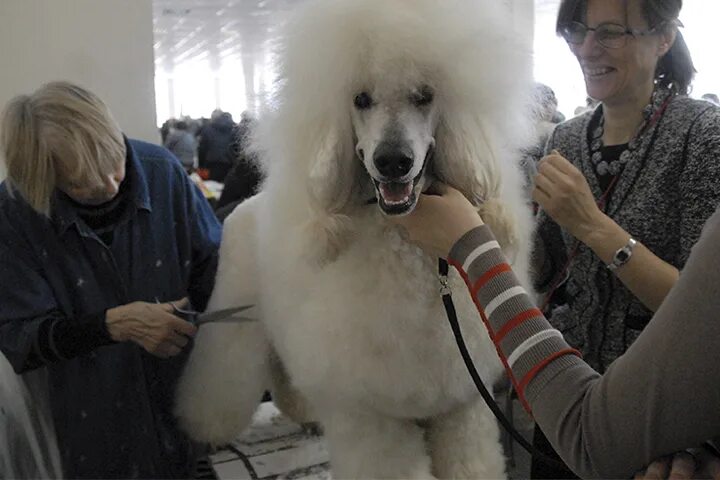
{"left": 379, "top": 182, "right": 413, "bottom": 205}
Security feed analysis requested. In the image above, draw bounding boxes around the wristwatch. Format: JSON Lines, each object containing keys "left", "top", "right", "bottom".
{"left": 607, "top": 238, "right": 638, "bottom": 272}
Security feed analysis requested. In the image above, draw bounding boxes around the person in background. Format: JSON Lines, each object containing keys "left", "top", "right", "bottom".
{"left": 198, "top": 109, "right": 237, "bottom": 182}
{"left": 214, "top": 115, "right": 264, "bottom": 222}
{"left": 531, "top": 0, "right": 720, "bottom": 476}
{"left": 160, "top": 118, "right": 173, "bottom": 144}
{"left": 0, "top": 81, "right": 222, "bottom": 478}
{"left": 701, "top": 93, "right": 719, "bottom": 105}
{"left": 522, "top": 83, "right": 564, "bottom": 202}
{"left": 573, "top": 96, "right": 600, "bottom": 116}
{"left": 164, "top": 119, "right": 198, "bottom": 173}
{"left": 390, "top": 183, "right": 720, "bottom": 480}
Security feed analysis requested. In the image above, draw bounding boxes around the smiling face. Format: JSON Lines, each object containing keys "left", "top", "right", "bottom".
{"left": 570, "top": 0, "right": 670, "bottom": 107}
{"left": 351, "top": 83, "right": 439, "bottom": 215}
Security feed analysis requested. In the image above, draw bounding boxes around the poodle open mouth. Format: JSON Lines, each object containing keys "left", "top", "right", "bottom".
{"left": 373, "top": 176, "right": 421, "bottom": 215}
{"left": 370, "top": 146, "right": 434, "bottom": 215}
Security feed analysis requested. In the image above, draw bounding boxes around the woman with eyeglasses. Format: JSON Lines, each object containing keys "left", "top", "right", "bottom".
{"left": 530, "top": 0, "right": 720, "bottom": 476}
{"left": 394, "top": 0, "right": 720, "bottom": 478}
{"left": 531, "top": 0, "right": 720, "bottom": 477}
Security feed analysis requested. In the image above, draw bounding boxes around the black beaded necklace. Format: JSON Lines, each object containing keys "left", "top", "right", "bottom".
{"left": 589, "top": 87, "right": 673, "bottom": 176}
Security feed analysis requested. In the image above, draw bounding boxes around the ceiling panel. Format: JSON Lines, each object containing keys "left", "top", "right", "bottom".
{"left": 153, "top": 0, "right": 306, "bottom": 72}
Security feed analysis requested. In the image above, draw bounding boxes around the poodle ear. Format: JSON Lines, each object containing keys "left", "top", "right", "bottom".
{"left": 433, "top": 115, "right": 502, "bottom": 204}
{"left": 303, "top": 122, "right": 363, "bottom": 266}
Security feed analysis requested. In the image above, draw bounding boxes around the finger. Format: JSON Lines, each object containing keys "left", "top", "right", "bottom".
{"left": 634, "top": 470, "right": 647, "bottom": 480}
{"left": 539, "top": 150, "right": 563, "bottom": 164}
{"left": 668, "top": 452, "right": 696, "bottom": 480}
{"left": 708, "top": 457, "right": 720, "bottom": 480}
{"left": 537, "top": 158, "right": 567, "bottom": 182}
{"left": 159, "top": 342, "right": 182, "bottom": 358}
{"left": 545, "top": 152, "right": 578, "bottom": 175}
{"left": 157, "top": 302, "right": 175, "bottom": 313}
{"left": 170, "top": 297, "right": 190, "bottom": 309}
{"left": 532, "top": 185, "right": 552, "bottom": 206}
{"left": 167, "top": 331, "right": 190, "bottom": 349}
{"left": 644, "top": 458, "right": 671, "bottom": 480}
{"left": 168, "top": 343, "right": 182, "bottom": 357}
{"left": 534, "top": 174, "right": 556, "bottom": 195}
{"left": 698, "top": 449, "right": 720, "bottom": 480}
{"left": 169, "top": 317, "right": 198, "bottom": 337}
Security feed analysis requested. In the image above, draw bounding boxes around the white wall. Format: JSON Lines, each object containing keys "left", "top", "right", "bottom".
{"left": 507, "top": 0, "right": 536, "bottom": 49}
{"left": 0, "top": 0, "right": 158, "bottom": 146}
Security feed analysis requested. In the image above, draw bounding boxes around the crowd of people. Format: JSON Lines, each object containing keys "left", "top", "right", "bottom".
{"left": 1, "top": 0, "right": 720, "bottom": 478}
{"left": 161, "top": 109, "right": 263, "bottom": 220}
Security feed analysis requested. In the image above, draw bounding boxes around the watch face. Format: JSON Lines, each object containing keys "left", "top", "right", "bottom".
{"left": 617, "top": 250, "right": 630, "bottom": 262}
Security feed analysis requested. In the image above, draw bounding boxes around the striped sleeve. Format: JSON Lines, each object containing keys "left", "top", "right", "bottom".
{"left": 448, "top": 225, "right": 582, "bottom": 413}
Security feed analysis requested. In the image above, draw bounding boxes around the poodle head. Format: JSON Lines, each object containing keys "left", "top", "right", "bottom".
{"left": 351, "top": 81, "right": 439, "bottom": 216}
{"left": 254, "top": 0, "right": 534, "bottom": 262}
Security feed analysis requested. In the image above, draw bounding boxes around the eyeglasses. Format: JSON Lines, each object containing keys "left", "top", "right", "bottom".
{"left": 560, "top": 21, "right": 663, "bottom": 49}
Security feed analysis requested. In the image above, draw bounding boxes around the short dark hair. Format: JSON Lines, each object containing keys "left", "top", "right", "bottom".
{"left": 556, "top": 0, "right": 695, "bottom": 95}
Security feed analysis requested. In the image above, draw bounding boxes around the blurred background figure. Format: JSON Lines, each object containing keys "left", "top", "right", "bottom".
{"left": 164, "top": 119, "right": 197, "bottom": 172}
{"left": 702, "top": 92, "right": 719, "bottom": 105}
{"left": 214, "top": 113, "right": 264, "bottom": 221}
{"left": 573, "top": 96, "right": 600, "bottom": 116}
{"left": 198, "top": 109, "right": 237, "bottom": 182}
{"left": 522, "top": 82, "right": 565, "bottom": 197}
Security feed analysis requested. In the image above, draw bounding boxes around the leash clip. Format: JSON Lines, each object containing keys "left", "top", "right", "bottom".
{"left": 439, "top": 274, "right": 451, "bottom": 296}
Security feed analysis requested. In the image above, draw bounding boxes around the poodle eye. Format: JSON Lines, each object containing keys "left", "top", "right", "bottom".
{"left": 411, "top": 86, "right": 434, "bottom": 107}
{"left": 354, "top": 92, "right": 373, "bottom": 110}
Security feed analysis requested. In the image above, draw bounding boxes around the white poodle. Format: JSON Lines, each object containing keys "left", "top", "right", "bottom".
{"left": 176, "top": 1, "right": 536, "bottom": 478}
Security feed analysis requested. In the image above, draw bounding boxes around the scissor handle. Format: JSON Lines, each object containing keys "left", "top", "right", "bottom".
{"left": 169, "top": 301, "right": 198, "bottom": 323}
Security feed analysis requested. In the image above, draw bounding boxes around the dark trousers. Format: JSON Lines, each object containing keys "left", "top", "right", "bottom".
{"left": 530, "top": 425, "right": 579, "bottom": 479}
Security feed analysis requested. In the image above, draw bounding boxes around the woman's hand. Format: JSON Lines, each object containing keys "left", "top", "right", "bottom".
{"left": 634, "top": 447, "right": 720, "bottom": 480}
{"left": 106, "top": 297, "right": 198, "bottom": 358}
{"left": 533, "top": 151, "right": 609, "bottom": 244}
{"left": 390, "top": 183, "right": 483, "bottom": 258}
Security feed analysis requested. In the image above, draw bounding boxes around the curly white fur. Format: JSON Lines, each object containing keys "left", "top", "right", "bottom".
{"left": 176, "top": 1, "right": 536, "bottom": 478}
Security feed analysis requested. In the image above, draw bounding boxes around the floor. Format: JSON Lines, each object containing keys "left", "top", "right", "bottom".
{"left": 209, "top": 395, "right": 535, "bottom": 480}
{"left": 209, "top": 402, "right": 330, "bottom": 480}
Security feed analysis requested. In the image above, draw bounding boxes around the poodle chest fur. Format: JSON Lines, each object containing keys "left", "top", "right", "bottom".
{"left": 257, "top": 210, "right": 503, "bottom": 419}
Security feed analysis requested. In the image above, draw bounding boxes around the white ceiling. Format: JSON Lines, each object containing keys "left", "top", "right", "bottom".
{"left": 153, "top": 0, "right": 562, "bottom": 73}
{"left": 153, "top": 0, "right": 306, "bottom": 72}
{"left": 151, "top": 0, "right": 563, "bottom": 118}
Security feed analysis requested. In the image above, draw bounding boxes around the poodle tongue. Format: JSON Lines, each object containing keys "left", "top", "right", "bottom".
{"left": 379, "top": 181, "right": 413, "bottom": 205}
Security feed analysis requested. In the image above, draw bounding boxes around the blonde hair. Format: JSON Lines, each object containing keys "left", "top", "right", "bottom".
{"left": 0, "top": 81, "right": 125, "bottom": 216}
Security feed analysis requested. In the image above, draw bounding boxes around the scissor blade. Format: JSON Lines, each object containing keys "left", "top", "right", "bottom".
{"left": 198, "top": 315, "right": 257, "bottom": 325}
{"left": 196, "top": 305, "right": 256, "bottom": 325}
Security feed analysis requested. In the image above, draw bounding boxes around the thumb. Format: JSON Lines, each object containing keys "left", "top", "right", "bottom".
{"left": 173, "top": 297, "right": 190, "bottom": 308}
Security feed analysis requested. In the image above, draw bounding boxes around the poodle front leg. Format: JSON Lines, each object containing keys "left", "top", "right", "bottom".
{"left": 427, "top": 398, "right": 507, "bottom": 479}
{"left": 322, "top": 409, "right": 436, "bottom": 479}
{"left": 174, "top": 322, "right": 271, "bottom": 446}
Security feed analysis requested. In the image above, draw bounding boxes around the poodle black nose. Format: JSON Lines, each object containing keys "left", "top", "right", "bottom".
{"left": 373, "top": 149, "right": 414, "bottom": 179}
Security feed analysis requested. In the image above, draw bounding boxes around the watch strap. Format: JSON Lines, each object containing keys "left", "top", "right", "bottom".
{"left": 607, "top": 237, "right": 638, "bottom": 272}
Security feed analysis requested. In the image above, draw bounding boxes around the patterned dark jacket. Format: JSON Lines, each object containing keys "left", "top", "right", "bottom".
{"left": 535, "top": 97, "right": 720, "bottom": 372}
{"left": 0, "top": 139, "right": 221, "bottom": 478}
